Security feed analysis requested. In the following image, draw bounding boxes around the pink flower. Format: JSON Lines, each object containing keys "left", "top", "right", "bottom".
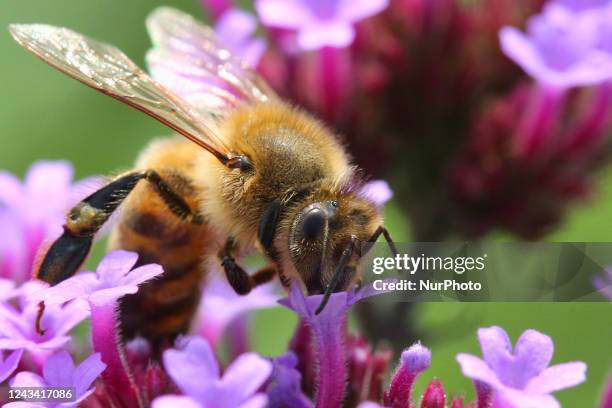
{"left": 500, "top": 3, "right": 612, "bottom": 88}
{"left": 6, "top": 351, "right": 105, "bottom": 408}
{"left": 0, "top": 161, "right": 101, "bottom": 283}
{"left": 30, "top": 250, "right": 163, "bottom": 307}
{"left": 195, "top": 274, "right": 280, "bottom": 348}
{"left": 359, "top": 180, "right": 393, "bottom": 207}
{"left": 0, "top": 281, "right": 87, "bottom": 355}
{"left": 152, "top": 336, "right": 272, "bottom": 408}
{"left": 457, "top": 326, "right": 587, "bottom": 408}
{"left": 255, "top": 0, "right": 389, "bottom": 50}
{"left": 215, "top": 9, "right": 267, "bottom": 67}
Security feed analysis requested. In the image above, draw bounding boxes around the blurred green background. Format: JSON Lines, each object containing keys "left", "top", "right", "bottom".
{"left": 1, "top": 1, "right": 611, "bottom": 406}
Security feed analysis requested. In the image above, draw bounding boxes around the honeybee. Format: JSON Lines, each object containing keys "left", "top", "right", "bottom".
{"left": 10, "top": 7, "right": 397, "bottom": 345}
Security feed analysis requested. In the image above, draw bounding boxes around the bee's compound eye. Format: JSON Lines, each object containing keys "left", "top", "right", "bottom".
{"left": 301, "top": 207, "right": 327, "bottom": 241}
{"left": 331, "top": 200, "right": 338, "bottom": 208}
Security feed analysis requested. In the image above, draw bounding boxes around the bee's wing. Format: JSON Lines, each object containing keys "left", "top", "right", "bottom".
{"left": 9, "top": 23, "right": 232, "bottom": 164}
{"left": 146, "top": 7, "right": 278, "bottom": 116}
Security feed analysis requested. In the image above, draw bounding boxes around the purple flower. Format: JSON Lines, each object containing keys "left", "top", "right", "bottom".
{"left": 6, "top": 351, "right": 106, "bottom": 408}
{"left": 195, "top": 274, "right": 280, "bottom": 347}
{"left": 279, "top": 280, "right": 387, "bottom": 408}
{"left": 25, "top": 251, "right": 162, "bottom": 406}
{"left": 500, "top": 4, "right": 612, "bottom": 89}
{"left": 0, "top": 349, "right": 23, "bottom": 383}
{"left": 0, "top": 161, "right": 101, "bottom": 283}
{"left": 0, "top": 277, "right": 17, "bottom": 301}
{"left": 30, "top": 250, "right": 163, "bottom": 307}
{"left": 456, "top": 326, "right": 587, "bottom": 408}
{"left": 594, "top": 267, "right": 612, "bottom": 300}
{"left": 359, "top": 180, "right": 393, "bottom": 207}
{"left": 0, "top": 282, "right": 87, "bottom": 354}
{"left": 384, "top": 342, "right": 431, "bottom": 407}
{"left": 554, "top": 0, "right": 612, "bottom": 12}
{"left": 152, "top": 336, "right": 272, "bottom": 408}
{"left": 266, "top": 352, "right": 313, "bottom": 408}
{"left": 255, "top": 0, "right": 389, "bottom": 51}
{"left": 215, "top": 9, "right": 267, "bottom": 67}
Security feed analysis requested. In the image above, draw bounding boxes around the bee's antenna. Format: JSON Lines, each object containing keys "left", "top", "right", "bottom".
{"left": 315, "top": 236, "right": 357, "bottom": 315}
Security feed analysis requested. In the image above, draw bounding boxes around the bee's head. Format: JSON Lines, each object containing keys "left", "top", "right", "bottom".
{"left": 288, "top": 193, "right": 381, "bottom": 297}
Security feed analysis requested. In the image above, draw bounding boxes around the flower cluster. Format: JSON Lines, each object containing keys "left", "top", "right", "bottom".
{"left": 0, "top": 160, "right": 600, "bottom": 407}
{"left": 0, "top": 255, "right": 599, "bottom": 407}
{"left": 198, "top": 0, "right": 612, "bottom": 240}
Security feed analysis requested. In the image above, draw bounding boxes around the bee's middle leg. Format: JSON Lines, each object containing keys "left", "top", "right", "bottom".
{"left": 219, "top": 238, "right": 276, "bottom": 295}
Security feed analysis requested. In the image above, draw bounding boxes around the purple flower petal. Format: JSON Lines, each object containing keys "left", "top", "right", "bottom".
{"left": 24, "top": 161, "right": 73, "bottom": 212}
{"left": 10, "top": 371, "right": 46, "bottom": 388}
{"left": 359, "top": 180, "right": 393, "bottom": 207}
{"left": 297, "top": 21, "right": 354, "bottom": 50}
{"left": 120, "top": 264, "right": 165, "bottom": 287}
{"left": 96, "top": 249, "right": 139, "bottom": 283}
{"left": 215, "top": 353, "right": 273, "bottom": 405}
{"left": 337, "top": 0, "right": 389, "bottom": 22}
{"left": 513, "top": 329, "right": 554, "bottom": 382}
{"left": 43, "top": 351, "right": 75, "bottom": 387}
{"left": 29, "top": 274, "right": 97, "bottom": 306}
{"left": 477, "top": 326, "right": 513, "bottom": 375}
{"left": 88, "top": 286, "right": 138, "bottom": 307}
{"left": 255, "top": 0, "right": 312, "bottom": 29}
{"left": 455, "top": 353, "right": 504, "bottom": 389}
{"left": 3, "top": 402, "right": 47, "bottom": 408}
{"left": 525, "top": 362, "right": 587, "bottom": 394}
{"left": 0, "top": 349, "right": 24, "bottom": 383}
{"left": 197, "top": 274, "right": 279, "bottom": 346}
{"left": 0, "top": 278, "right": 17, "bottom": 301}
{"left": 554, "top": 0, "right": 612, "bottom": 12}
{"left": 497, "top": 388, "right": 561, "bottom": 408}
{"left": 0, "top": 172, "right": 24, "bottom": 209}
{"left": 499, "top": 5, "right": 612, "bottom": 88}
{"left": 45, "top": 299, "right": 89, "bottom": 338}
{"left": 215, "top": 9, "right": 267, "bottom": 67}
{"left": 152, "top": 395, "right": 202, "bottom": 408}
{"left": 256, "top": 0, "right": 388, "bottom": 50}
{"left": 72, "top": 352, "right": 106, "bottom": 397}
{"left": 237, "top": 394, "right": 268, "bottom": 408}
{"left": 31, "top": 250, "right": 163, "bottom": 308}
{"left": 163, "top": 337, "right": 219, "bottom": 401}
{"left": 266, "top": 353, "right": 314, "bottom": 408}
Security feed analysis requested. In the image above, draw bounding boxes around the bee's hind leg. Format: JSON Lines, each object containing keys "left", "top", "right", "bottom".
{"left": 37, "top": 169, "right": 202, "bottom": 286}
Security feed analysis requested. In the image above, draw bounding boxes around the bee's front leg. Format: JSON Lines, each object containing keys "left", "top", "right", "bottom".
{"left": 219, "top": 238, "right": 276, "bottom": 295}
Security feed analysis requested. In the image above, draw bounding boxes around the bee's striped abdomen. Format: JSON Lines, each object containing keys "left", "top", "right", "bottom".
{"left": 107, "top": 137, "right": 215, "bottom": 347}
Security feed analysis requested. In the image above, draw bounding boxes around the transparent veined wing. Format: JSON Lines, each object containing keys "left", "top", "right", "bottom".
{"left": 9, "top": 23, "right": 232, "bottom": 165}
{"left": 146, "top": 7, "right": 278, "bottom": 116}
